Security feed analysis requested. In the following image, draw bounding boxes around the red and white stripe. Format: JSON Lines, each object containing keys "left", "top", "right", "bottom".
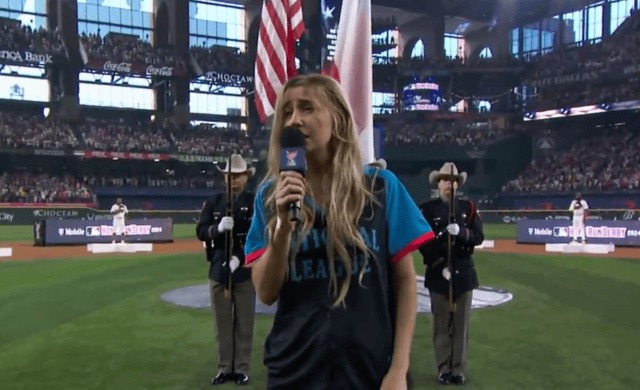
{"left": 323, "top": 0, "right": 375, "bottom": 164}
{"left": 254, "top": 0, "right": 305, "bottom": 123}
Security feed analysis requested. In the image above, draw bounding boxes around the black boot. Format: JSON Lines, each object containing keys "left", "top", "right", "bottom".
{"left": 211, "top": 372, "right": 232, "bottom": 385}
{"left": 235, "top": 373, "right": 249, "bottom": 385}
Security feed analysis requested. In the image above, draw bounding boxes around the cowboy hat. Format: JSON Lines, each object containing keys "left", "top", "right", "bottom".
{"left": 367, "top": 158, "right": 388, "bottom": 170}
{"left": 217, "top": 154, "right": 256, "bottom": 176}
{"left": 428, "top": 162, "right": 467, "bottom": 187}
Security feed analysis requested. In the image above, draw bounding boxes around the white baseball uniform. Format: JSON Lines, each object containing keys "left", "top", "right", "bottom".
{"left": 569, "top": 199, "right": 589, "bottom": 242}
{"left": 110, "top": 203, "right": 129, "bottom": 235}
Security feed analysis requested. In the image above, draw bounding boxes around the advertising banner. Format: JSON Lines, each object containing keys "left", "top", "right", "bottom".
{"left": 0, "top": 206, "right": 197, "bottom": 225}
{"left": 77, "top": 151, "right": 170, "bottom": 161}
{"left": 202, "top": 71, "right": 253, "bottom": 86}
{"left": 0, "top": 48, "right": 54, "bottom": 66}
{"left": 0, "top": 206, "right": 93, "bottom": 225}
{"left": 528, "top": 64, "right": 640, "bottom": 89}
{"left": 84, "top": 59, "right": 188, "bottom": 78}
{"left": 34, "top": 218, "right": 173, "bottom": 246}
{"left": 480, "top": 210, "right": 640, "bottom": 224}
{"left": 516, "top": 219, "right": 640, "bottom": 247}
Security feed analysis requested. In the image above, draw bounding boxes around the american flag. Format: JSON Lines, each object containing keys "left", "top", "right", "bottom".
{"left": 254, "top": 0, "right": 305, "bottom": 123}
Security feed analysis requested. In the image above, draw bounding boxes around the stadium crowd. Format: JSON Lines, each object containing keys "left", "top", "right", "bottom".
{"left": 79, "top": 31, "right": 184, "bottom": 68}
{"left": 381, "top": 117, "right": 508, "bottom": 147}
{"left": 0, "top": 112, "right": 79, "bottom": 150}
{"left": 0, "top": 19, "right": 64, "bottom": 55}
{"left": 0, "top": 108, "right": 256, "bottom": 155}
{"left": 84, "top": 174, "right": 219, "bottom": 189}
{"left": 0, "top": 172, "right": 94, "bottom": 203}
{"left": 502, "top": 129, "right": 640, "bottom": 193}
{"left": 169, "top": 126, "right": 254, "bottom": 157}
{"left": 80, "top": 118, "right": 172, "bottom": 153}
{"left": 524, "top": 11, "right": 640, "bottom": 111}
{"left": 190, "top": 44, "right": 252, "bottom": 75}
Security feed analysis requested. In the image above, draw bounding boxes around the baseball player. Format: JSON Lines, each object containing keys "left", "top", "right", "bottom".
{"left": 569, "top": 192, "right": 589, "bottom": 244}
{"left": 110, "top": 198, "right": 128, "bottom": 243}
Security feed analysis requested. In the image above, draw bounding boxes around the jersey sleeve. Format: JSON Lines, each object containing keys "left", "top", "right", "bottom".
{"left": 583, "top": 200, "right": 589, "bottom": 210}
{"left": 374, "top": 168, "right": 435, "bottom": 263}
{"left": 244, "top": 183, "right": 271, "bottom": 266}
{"left": 110, "top": 205, "right": 117, "bottom": 213}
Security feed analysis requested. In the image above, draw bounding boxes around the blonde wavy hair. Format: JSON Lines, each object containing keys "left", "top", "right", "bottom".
{"left": 262, "top": 74, "right": 376, "bottom": 307}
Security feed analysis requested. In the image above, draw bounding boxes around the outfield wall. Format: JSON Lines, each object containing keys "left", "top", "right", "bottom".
{"left": 0, "top": 204, "right": 201, "bottom": 225}
{"left": 516, "top": 219, "right": 640, "bottom": 247}
{"left": 2, "top": 204, "right": 639, "bottom": 228}
{"left": 34, "top": 218, "right": 174, "bottom": 246}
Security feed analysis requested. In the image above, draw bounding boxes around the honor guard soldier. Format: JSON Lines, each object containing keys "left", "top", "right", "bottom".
{"left": 419, "top": 162, "right": 484, "bottom": 386}
{"left": 196, "top": 154, "right": 256, "bottom": 386}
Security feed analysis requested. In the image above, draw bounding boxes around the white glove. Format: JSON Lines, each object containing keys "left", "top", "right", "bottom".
{"left": 217, "top": 216, "right": 234, "bottom": 233}
{"left": 442, "top": 267, "right": 451, "bottom": 281}
{"left": 446, "top": 223, "right": 460, "bottom": 236}
{"left": 229, "top": 256, "right": 240, "bottom": 273}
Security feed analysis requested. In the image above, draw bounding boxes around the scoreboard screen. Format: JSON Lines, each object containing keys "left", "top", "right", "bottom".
{"left": 402, "top": 80, "right": 442, "bottom": 111}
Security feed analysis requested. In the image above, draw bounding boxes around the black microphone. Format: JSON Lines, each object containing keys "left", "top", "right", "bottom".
{"left": 279, "top": 127, "right": 307, "bottom": 222}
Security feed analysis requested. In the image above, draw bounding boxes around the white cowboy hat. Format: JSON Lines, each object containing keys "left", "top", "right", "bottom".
{"left": 217, "top": 154, "right": 256, "bottom": 176}
{"left": 367, "top": 158, "right": 387, "bottom": 169}
{"left": 428, "top": 162, "right": 467, "bottom": 187}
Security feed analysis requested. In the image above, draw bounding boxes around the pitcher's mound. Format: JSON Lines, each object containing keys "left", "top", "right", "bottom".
{"left": 161, "top": 276, "right": 513, "bottom": 314}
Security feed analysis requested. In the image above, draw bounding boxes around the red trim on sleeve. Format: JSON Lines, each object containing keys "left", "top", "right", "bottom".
{"left": 468, "top": 201, "right": 477, "bottom": 224}
{"left": 244, "top": 248, "right": 267, "bottom": 267}
{"left": 391, "top": 231, "right": 435, "bottom": 264}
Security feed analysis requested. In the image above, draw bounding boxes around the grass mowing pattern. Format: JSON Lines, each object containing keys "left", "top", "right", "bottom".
{"left": 1, "top": 249, "right": 639, "bottom": 389}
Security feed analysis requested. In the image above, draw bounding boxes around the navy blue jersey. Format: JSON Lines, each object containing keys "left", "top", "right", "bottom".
{"left": 245, "top": 167, "right": 433, "bottom": 389}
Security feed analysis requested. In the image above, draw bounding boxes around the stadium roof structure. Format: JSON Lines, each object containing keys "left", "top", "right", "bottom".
{"left": 228, "top": 0, "right": 609, "bottom": 37}
{"left": 371, "top": 0, "right": 610, "bottom": 35}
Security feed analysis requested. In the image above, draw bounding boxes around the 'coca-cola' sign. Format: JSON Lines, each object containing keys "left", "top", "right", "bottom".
{"left": 86, "top": 58, "right": 186, "bottom": 78}
{"left": 103, "top": 61, "right": 132, "bottom": 73}
{"left": 146, "top": 65, "right": 173, "bottom": 77}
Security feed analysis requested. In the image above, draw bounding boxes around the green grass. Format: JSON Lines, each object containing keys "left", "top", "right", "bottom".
{"left": 0, "top": 224, "right": 199, "bottom": 243}
{"left": 481, "top": 223, "right": 516, "bottom": 239}
{"left": 0, "top": 225, "right": 36, "bottom": 243}
{"left": 0, "top": 223, "right": 519, "bottom": 243}
{"left": 1, "top": 249, "right": 639, "bottom": 390}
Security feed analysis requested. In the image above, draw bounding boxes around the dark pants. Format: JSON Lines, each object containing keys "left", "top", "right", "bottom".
{"left": 209, "top": 279, "right": 256, "bottom": 374}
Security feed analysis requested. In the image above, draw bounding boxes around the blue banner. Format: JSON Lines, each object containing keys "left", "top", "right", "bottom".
{"left": 34, "top": 218, "right": 174, "bottom": 246}
{"left": 516, "top": 219, "right": 640, "bottom": 247}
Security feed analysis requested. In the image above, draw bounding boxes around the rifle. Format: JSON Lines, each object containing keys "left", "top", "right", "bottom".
{"left": 224, "top": 155, "right": 235, "bottom": 300}
{"left": 223, "top": 154, "right": 237, "bottom": 376}
{"left": 446, "top": 164, "right": 457, "bottom": 340}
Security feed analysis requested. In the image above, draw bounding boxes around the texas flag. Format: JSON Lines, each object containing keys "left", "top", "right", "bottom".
{"left": 322, "top": 0, "right": 375, "bottom": 165}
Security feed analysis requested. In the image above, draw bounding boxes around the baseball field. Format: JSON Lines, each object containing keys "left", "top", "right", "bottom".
{"left": 1, "top": 223, "right": 639, "bottom": 390}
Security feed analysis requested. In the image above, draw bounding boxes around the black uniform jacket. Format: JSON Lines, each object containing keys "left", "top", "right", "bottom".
{"left": 419, "top": 197, "right": 484, "bottom": 298}
{"left": 196, "top": 190, "right": 254, "bottom": 284}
